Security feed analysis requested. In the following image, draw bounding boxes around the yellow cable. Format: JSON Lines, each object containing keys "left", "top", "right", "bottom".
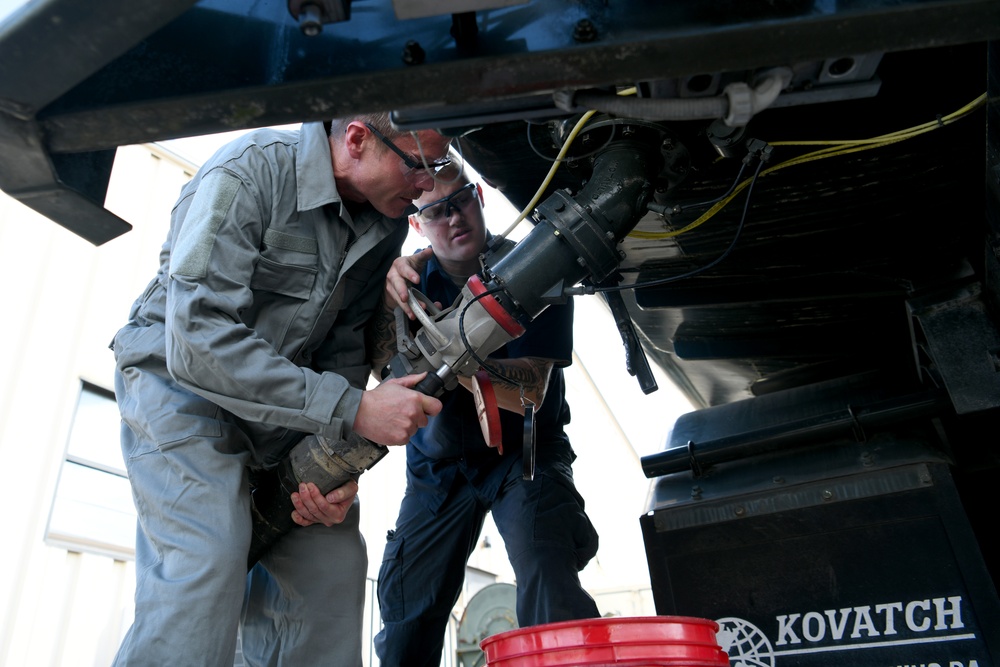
{"left": 500, "top": 110, "right": 596, "bottom": 238}
{"left": 499, "top": 87, "right": 638, "bottom": 239}
{"left": 769, "top": 93, "right": 985, "bottom": 147}
{"left": 629, "top": 93, "right": 986, "bottom": 240}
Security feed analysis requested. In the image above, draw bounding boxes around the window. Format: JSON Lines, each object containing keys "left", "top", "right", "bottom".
{"left": 46, "top": 381, "right": 136, "bottom": 559}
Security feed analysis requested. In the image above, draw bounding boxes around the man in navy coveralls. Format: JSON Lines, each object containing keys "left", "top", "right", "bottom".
{"left": 368, "top": 160, "right": 601, "bottom": 666}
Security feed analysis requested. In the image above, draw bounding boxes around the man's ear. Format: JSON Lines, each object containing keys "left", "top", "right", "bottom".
{"left": 475, "top": 182, "right": 485, "bottom": 206}
{"left": 408, "top": 215, "right": 425, "bottom": 237}
{"left": 343, "top": 121, "right": 369, "bottom": 159}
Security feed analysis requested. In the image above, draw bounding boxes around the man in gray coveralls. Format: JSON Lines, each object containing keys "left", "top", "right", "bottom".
{"left": 110, "top": 113, "right": 450, "bottom": 666}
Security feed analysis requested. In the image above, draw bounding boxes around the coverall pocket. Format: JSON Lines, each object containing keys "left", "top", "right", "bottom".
{"left": 112, "top": 321, "right": 166, "bottom": 366}
{"left": 118, "top": 366, "right": 222, "bottom": 457}
{"left": 251, "top": 255, "right": 317, "bottom": 299}
{"left": 377, "top": 532, "right": 406, "bottom": 622}
{"left": 246, "top": 254, "right": 318, "bottom": 342}
{"left": 534, "top": 466, "right": 600, "bottom": 570}
{"left": 338, "top": 254, "right": 381, "bottom": 306}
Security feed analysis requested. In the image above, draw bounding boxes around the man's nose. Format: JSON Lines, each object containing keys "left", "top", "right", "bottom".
{"left": 413, "top": 171, "right": 436, "bottom": 191}
{"left": 445, "top": 203, "right": 464, "bottom": 223}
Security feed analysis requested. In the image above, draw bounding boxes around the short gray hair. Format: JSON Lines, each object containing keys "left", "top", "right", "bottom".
{"left": 327, "top": 111, "right": 404, "bottom": 140}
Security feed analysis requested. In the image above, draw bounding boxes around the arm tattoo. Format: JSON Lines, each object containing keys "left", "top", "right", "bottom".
{"left": 485, "top": 357, "right": 554, "bottom": 408}
{"left": 368, "top": 297, "right": 398, "bottom": 375}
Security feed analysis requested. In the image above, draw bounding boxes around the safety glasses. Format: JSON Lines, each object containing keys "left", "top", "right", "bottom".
{"left": 364, "top": 122, "right": 451, "bottom": 182}
{"left": 414, "top": 182, "right": 479, "bottom": 224}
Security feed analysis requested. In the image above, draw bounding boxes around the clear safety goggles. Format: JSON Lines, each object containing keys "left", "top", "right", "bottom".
{"left": 414, "top": 182, "right": 478, "bottom": 224}
{"left": 364, "top": 122, "right": 451, "bottom": 183}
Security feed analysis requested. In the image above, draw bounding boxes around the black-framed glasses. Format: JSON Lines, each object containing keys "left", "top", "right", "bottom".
{"left": 414, "top": 183, "right": 478, "bottom": 224}
{"left": 364, "top": 122, "right": 451, "bottom": 181}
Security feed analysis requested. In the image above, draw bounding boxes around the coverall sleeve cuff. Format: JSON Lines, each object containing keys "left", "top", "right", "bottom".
{"left": 332, "top": 385, "right": 363, "bottom": 434}
{"left": 303, "top": 372, "right": 361, "bottom": 437}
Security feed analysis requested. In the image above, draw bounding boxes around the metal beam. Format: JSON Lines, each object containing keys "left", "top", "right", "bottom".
{"left": 26, "top": 0, "right": 1000, "bottom": 152}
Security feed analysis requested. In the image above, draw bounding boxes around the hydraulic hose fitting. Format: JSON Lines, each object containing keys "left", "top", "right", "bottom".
{"left": 483, "top": 136, "right": 658, "bottom": 319}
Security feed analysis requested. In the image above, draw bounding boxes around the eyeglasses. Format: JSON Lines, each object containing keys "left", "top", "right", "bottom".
{"left": 364, "top": 122, "right": 451, "bottom": 182}
{"left": 414, "top": 183, "right": 479, "bottom": 224}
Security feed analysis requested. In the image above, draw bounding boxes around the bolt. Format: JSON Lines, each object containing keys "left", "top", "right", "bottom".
{"left": 772, "top": 476, "right": 784, "bottom": 484}
{"left": 573, "top": 18, "right": 598, "bottom": 42}
{"left": 822, "top": 490, "right": 833, "bottom": 500}
{"left": 861, "top": 451, "right": 874, "bottom": 466}
{"left": 297, "top": 3, "right": 323, "bottom": 36}
{"left": 576, "top": 257, "right": 587, "bottom": 267}
{"left": 734, "top": 505, "right": 745, "bottom": 516}
{"left": 691, "top": 486, "right": 702, "bottom": 499}
{"left": 402, "top": 40, "right": 425, "bottom": 65}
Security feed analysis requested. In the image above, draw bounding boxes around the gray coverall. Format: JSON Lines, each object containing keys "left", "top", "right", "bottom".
{"left": 110, "top": 122, "right": 408, "bottom": 666}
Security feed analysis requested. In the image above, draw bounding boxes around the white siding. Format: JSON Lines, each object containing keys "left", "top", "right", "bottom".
{"left": 0, "top": 145, "right": 192, "bottom": 666}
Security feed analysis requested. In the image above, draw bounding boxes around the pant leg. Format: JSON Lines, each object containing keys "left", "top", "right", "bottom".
{"left": 374, "top": 475, "right": 486, "bottom": 667}
{"left": 113, "top": 419, "right": 252, "bottom": 667}
{"left": 240, "top": 496, "right": 368, "bottom": 667}
{"left": 492, "top": 454, "right": 600, "bottom": 627}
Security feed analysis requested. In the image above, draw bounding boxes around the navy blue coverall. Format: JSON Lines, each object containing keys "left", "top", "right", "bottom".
{"left": 374, "top": 252, "right": 600, "bottom": 666}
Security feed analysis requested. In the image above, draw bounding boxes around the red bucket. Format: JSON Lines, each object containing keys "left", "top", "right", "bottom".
{"left": 480, "top": 616, "right": 728, "bottom": 667}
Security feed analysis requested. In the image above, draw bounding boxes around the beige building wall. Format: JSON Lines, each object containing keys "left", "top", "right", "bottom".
{"left": 0, "top": 138, "right": 670, "bottom": 667}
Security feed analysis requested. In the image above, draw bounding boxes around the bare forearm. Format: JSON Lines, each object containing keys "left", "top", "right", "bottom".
{"left": 368, "top": 297, "right": 398, "bottom": 380}
{"left": 369, "top": 249, "right": 433, "bottom": 378}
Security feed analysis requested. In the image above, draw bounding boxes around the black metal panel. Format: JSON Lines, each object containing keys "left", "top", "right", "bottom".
{"left": 640, "top": 371, "right": 932, "bottom": 475}
{"left": 639, "top": 365, "right": 1000, "bottom": 663}
{"left": 985, "top": 42, "right": 1000, "bottom": 376}
{"left": 642, "top": 449, "right": 1000, "bottom": 666}
{"left": 615, "top": 42, "right": 989, "bottom": 406}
